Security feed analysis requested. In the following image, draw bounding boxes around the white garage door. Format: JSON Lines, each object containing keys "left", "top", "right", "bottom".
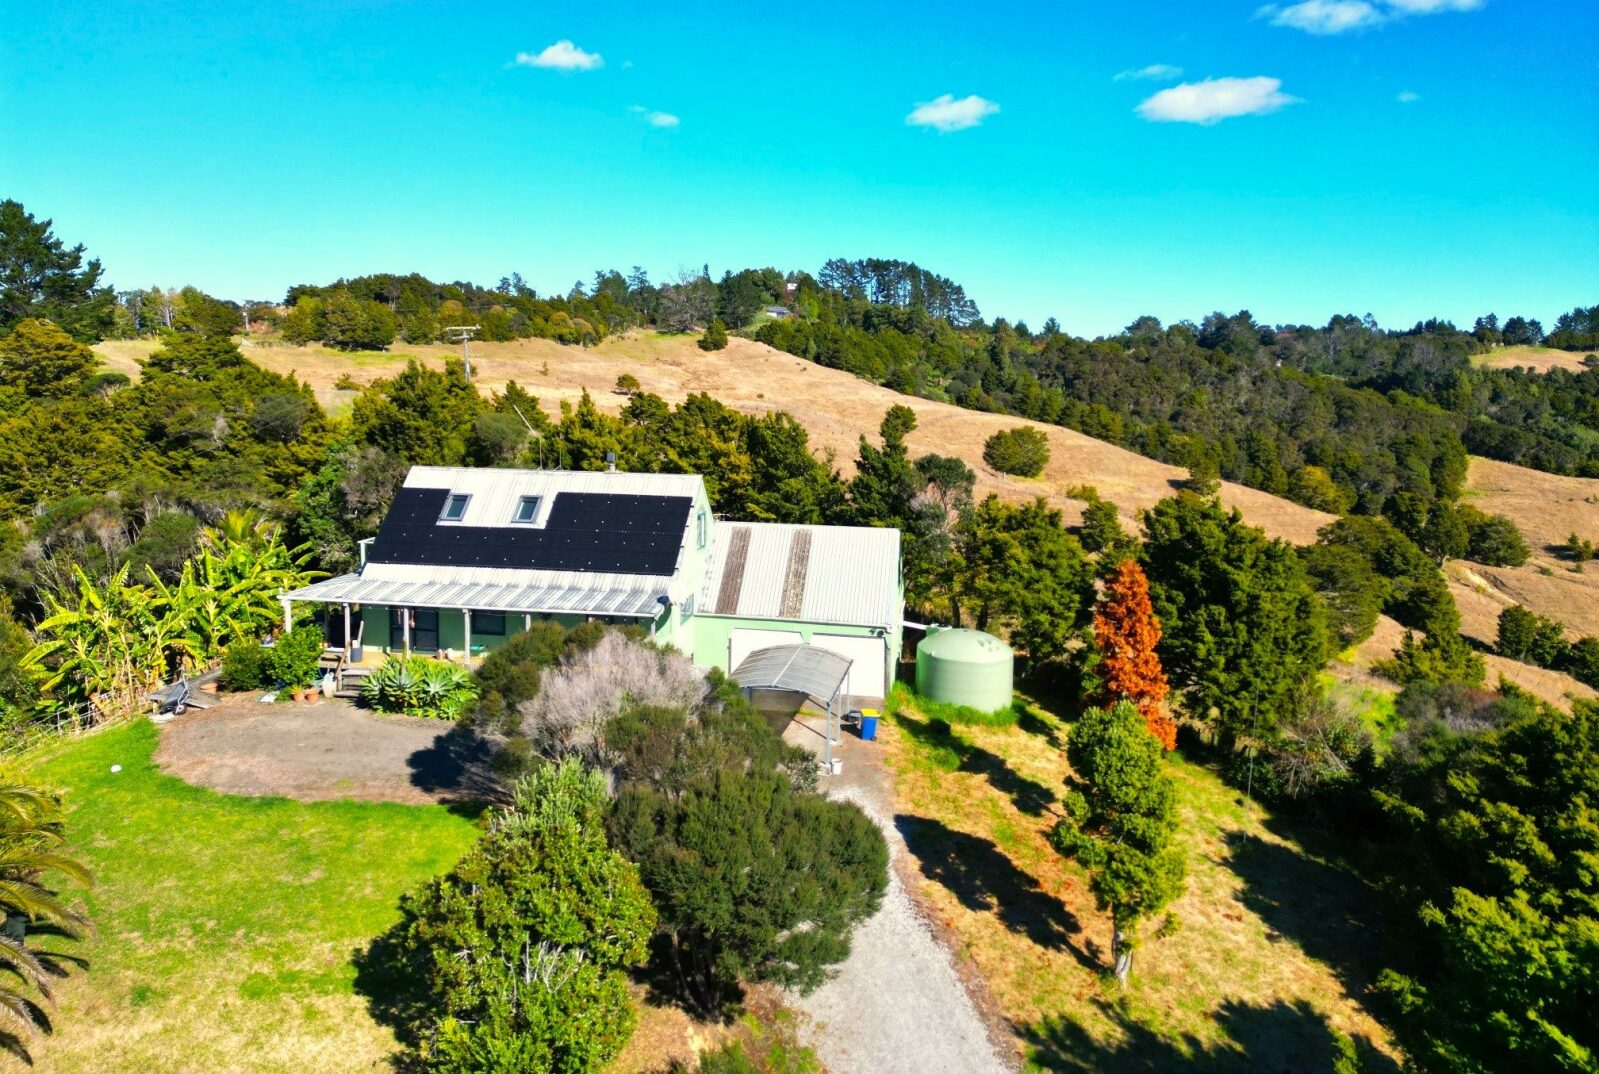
{"left": 728, "top": 628, "right": 804, "bottom": 681}
{"left": 810, "top": 633, "right": 888, "bottom": 699}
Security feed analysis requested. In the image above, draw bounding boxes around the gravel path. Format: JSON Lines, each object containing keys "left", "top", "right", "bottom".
{"left": 784, "top": 721, "right": 1012, "bottom": 1074}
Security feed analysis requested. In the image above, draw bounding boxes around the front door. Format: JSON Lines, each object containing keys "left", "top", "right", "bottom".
{"left": 390, "top": 608, "right": 440, "bottom": 653}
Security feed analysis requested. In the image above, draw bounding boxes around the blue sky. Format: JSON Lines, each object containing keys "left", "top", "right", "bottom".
{"left": 2, "top": 0, "right": 1595, "bottom": 336}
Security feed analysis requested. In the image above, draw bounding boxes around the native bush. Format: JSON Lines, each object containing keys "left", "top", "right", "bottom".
{"left": 220, "top": 639, "right": 273, "bottom": 691}
{"left": 394, "top": 760, "right": 655, "bottom": 1073}
{"left": 270, "top": 625, "right": 326, "bottom": 690}
{"left": 608, "top": 766, "right": 887, "bottom": 1016}
{"left": 983, "top": 425, "right": 1050, "bottom": 477}
{"left": 362, "top": 655, "right": 479, "bottom": 719}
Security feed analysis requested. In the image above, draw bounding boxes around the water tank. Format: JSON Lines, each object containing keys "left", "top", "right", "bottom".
{"left": 914, "top": 628, "right": 1013, "bottom": 713}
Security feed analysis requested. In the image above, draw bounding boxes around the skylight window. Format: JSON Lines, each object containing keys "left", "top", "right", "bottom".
{"left": 439, "top": 493, "right": 470, "bottom": 522}
{"left": 512, "top": 495, "right": 542, "bottom": 524}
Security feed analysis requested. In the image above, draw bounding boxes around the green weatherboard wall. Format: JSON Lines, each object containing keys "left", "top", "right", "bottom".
{"left": 915, "top": 627, "right": 1013, "bottom": 712}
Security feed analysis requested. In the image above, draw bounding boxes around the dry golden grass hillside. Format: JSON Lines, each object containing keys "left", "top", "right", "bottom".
{"left": 1471, "top": 344, "right": 1596, "bottom": 373}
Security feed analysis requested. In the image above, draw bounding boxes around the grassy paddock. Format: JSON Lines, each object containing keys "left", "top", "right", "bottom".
{"left": 884, "top": 692, "right": 1399, "bottom": 1072}
{"left": 8, "top": 720, "right": 480, "bottom": 1074}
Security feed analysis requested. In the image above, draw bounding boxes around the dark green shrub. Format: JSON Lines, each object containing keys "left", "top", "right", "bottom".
{"left": 396, "top": 760, "right": 655, "bottom": 1073}
{"left": 982, "top": 426, "right": 1050, "bottom": 477}
{"left": 270, "top": 624, "right": 325, "bottom": 689}
{"left": 609, "top": 767, "right": 887, "bottom": 1016}
{"left": 698, "top": 320, "right": 729, "bottom": 351}
{"left": 220, "top": 640, "right": 272, "bottom": 691}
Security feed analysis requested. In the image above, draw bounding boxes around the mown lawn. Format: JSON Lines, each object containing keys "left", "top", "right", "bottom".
{"left": 883, "top": 689, "right": 1401, "bottom": 1073}
{"left": 8, "top": 720, "right": 481, "bottom": 1073}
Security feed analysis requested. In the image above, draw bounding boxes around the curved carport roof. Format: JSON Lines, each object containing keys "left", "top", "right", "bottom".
{"left": 731, "top": 644, "right": 852, "bottom": 708}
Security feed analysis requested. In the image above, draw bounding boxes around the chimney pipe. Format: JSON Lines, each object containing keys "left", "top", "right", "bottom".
{"left": 605, "top": 450, "right": 617, "bottom": 473}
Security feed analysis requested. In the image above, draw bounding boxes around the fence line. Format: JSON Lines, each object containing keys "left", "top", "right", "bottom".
{"left": 1, "top": 675, "right": 191, "bottom": 760}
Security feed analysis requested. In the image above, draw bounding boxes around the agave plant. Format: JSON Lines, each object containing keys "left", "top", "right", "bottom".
{"left": 0, "top": 783, "right": 92, "bottom": 1061}
{"left": 362, "top": 657, "right": 478, "bottom": 720}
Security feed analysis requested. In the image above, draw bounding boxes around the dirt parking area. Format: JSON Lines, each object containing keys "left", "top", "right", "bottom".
{"left": 154, "top": 695, "right": 497, "bottom": 804}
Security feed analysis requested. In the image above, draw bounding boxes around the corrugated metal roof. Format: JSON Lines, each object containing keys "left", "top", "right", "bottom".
{"left": 730, "top": 644, "right": 852, "bottom": 704}
{"left": 699, "top": 521, "right": 901, "bottom": 628}
{"left": 281, "top": 572, "right": 665, "bottom": 617}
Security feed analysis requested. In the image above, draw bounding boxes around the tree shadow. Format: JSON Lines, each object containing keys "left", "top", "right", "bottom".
{"left": 1017, "top": 705, "right": 1063, "bottom": 749}
{"left": 1222, "top": 831, "right": 1387, "bottom": 995}
{"left": 896, "top": 712, "right": 1056, "bottom": 816}
{"left": 1020, "top": 996, "right": 1400, "bottom": 1074}
{"left": 350, "top": 921, "right": 430, "bottom": 1073}
{"left": 405, "top": 724, "right": 505, "bottom": 804}
{"left": 895, "top": 813, "right": 1097, "bottom": 969}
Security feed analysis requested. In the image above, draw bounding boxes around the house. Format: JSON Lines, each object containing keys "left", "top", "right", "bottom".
{"left": 762, "top": 305, "right": 792, "bottom": 319}
{"left": 280, "top": 466, "right": 903, "bottom": 699}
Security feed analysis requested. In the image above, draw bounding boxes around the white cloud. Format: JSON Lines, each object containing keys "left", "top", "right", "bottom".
{"left": 1260, "top": 0, "right": 1485, "bottom": 33}
{"left": 1258, "top": 0, "right": 1384, "bottom": 34}
{"left": 1115, "top": 63, "right": 1184, "bottom": 82}
{"left": 905, "top": 93, "right": 1000, "bottom": 132}
{"left": 1137, "top": 76, "right": 1300, "bottom": 125}
{"left": 514, "top": 40, "right": 603, "bottom": 71}
{"left": 630, "top": 106, "right": 679, "bottom": 127}
{"left": 1396, "top": 89, "right": 1422, "bottom": 102}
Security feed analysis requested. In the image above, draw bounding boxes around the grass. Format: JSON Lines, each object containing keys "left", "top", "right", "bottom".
{"left": 885, "top": 681, "right": 1021, "bottom": 729}
{"left": 7, "top": 720, "right": 481, "bottom": 1073}
{"left": 883, "top": 692, "right": 1400, "bottom": 1073}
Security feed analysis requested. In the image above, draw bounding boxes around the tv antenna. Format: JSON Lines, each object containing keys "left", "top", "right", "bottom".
{"left": 443, "top": 324, "right": 480, "bottom": 381}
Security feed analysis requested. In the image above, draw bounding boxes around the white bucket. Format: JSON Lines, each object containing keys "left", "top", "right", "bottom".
{"left": 829, "top": 758, "right": 844, "bottom": 776}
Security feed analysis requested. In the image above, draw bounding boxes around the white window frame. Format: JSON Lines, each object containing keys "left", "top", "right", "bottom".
{"left": 511, "top": 495, "right": 542, "bottom": 524}
{"left": 696, "top": 509, "right": 708, "bottom": 549}
{"left": 439, "top": 493, "right": 471, "bottom": 522}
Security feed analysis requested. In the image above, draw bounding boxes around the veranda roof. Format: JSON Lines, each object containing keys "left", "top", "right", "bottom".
{"left": 279, "top": 572, "right": 666, "bottom": 618}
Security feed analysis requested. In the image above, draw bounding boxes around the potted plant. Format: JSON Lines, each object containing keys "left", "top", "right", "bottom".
{"left": 271, "top": 625, "right": 326, "bottom": 703}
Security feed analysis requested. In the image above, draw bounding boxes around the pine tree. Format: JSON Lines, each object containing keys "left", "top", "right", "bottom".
{"left": 1094, "top": 559, "right": 1175, "bottom": 749}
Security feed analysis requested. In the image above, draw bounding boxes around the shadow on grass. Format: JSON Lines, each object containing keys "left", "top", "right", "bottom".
{"left": 405, "top": 724, "right": 505, "bottom": 804}
{"left": 351, "top": 923, "right": 430, "bottom": 1073}
{"left": 1020, "top": 996, "right": 1400, "bottom": 1074}
{"left": 896, "top": 812, "right": 1097, "bottom": 969}
{"left": 1222, "top": 830, "right": 1387, "bottom": 994}
{"left": 896, "top": 712, "right": 1057, "bottom": 817}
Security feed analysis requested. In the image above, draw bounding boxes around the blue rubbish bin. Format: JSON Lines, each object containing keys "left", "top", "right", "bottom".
{"left": 858, "top": 709, "right": 880, "bottom": 742}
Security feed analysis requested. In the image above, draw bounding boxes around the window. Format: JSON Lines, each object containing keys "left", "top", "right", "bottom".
{"left": 512, "top": 495, "right": 541, "bottom": 524}
{"left": 439, "top": 493, "right": 470, "bottom": 522}
{"left": 696, "top": 509, "right": 708, "bottom": 549}
{"left": 681, "top": 594, "right": 696, "bottom": 618}
{"left": 474, "top": 612, "right": 506, "bottom": 636}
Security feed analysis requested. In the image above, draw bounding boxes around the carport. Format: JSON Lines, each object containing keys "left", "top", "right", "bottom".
{"left": 730, "top": 644, "right": 853, "bottom": 773}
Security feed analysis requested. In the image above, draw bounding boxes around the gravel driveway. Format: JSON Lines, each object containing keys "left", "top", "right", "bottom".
{"left": 783, "top": 718, "right": 1013, "bottom": 1074}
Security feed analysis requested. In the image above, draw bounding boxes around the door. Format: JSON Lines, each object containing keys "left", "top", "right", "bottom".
{"left": 810, "top": 633, "right": 888, "bottom": 699}
{"left": 728, "top": 628, "right": 804, "bottom": 679}
{"left": 390, "top": 608, "right": 440, "bottom": 652}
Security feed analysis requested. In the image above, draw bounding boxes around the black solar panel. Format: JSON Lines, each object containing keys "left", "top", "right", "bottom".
{"left": 367, "top": 488, "right": 693, "bottom": 576}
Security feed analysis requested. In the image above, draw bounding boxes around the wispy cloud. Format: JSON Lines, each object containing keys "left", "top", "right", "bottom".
{"left": 906, "top": 93, "right": 1000, "bottom": 132}
{"left": 1115, "top": 63, "right": 1184, "bottom": 82}
{"left": 514, "top": 40, "right": 603, "bottom": 71}
{"left": 1258, "top": 0, "right": 1485, "bottom": 34}
{"left": 1137, "top": 77, "right": 1300, "bottom": 125}
{"left": 630, "top": 106, "right": 679, "bottom": 128}
{"left": 1396, "top": 89, "right": 1422, "bottom": 102}
{"left": 1258, "top": 0, "right": 1384, "bottom": 34}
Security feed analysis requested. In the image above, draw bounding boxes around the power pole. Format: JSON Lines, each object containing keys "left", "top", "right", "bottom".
{"left": 443, "top": 325, "right": 480, "bottom": 381}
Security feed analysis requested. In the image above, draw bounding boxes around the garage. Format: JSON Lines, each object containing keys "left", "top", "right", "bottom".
{"left": 810, "top": 633, "right": 888, "bottom": 699}
{"left": 728, "top": 628, "right": 803, "bottom": 676}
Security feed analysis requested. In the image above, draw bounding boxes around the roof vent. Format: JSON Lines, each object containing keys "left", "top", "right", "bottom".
{"left": 605, "top": 450, "right": 617, "bottom": 473}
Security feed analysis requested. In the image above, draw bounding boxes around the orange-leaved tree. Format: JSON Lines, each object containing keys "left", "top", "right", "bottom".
{"left": 1093, "top": 559, "right": 1175, "bottom": 749}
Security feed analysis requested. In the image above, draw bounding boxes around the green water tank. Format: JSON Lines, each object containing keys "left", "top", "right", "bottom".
{"left": 914, "top": 627, "right": 1013, "bottom": 713}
